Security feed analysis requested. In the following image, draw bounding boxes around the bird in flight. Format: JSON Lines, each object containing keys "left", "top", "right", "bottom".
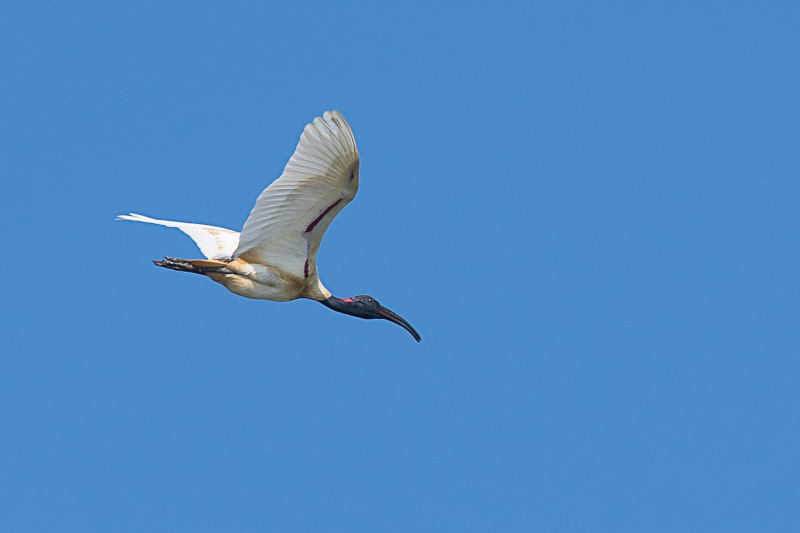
{"left": 118, "top": 110, "right": 420, "bottom": 342}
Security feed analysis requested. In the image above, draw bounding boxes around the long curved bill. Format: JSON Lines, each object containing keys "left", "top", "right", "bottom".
{"left": 379, "top": 306, "right": 421, "bottom": 342}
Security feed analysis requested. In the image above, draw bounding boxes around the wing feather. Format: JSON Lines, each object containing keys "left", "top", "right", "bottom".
{"left": 116, "top": 213, "right": 239, "bottom": 260}
{"left": 234, "top": 110, "right": 360, "bottom": 279}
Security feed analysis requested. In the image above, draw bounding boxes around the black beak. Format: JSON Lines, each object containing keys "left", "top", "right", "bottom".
{"left": 378, "top": 305, "right": 422, "bottom": 342}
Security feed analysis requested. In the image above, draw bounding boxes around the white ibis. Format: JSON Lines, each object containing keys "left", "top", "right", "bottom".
{"left": 118, "top": 110, "right": 420, "bottom": 342}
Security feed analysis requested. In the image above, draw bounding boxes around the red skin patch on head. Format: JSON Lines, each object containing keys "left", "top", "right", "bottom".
{"left": 341, "top": 297, "right": 353, "bottom": 303}
{"left": 305, "top": 198, "right": 342, "bottom": 233}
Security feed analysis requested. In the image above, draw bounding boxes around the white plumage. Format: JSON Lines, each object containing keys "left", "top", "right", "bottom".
{"left": 115, "top": 213, "right": 240, "bottom": 260}
{"left": 117, "top": 110, "right": 358, "bottom": 302}
{"left": 117, "top": 110, "right": 421, "bottom": 341}
{"left": 235, "top": 110, "right": 359, "bottom": 280}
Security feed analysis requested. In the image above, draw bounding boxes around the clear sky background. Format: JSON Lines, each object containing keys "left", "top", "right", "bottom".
{"left": 2, "top": 1, "right": 799, "bottom": 531}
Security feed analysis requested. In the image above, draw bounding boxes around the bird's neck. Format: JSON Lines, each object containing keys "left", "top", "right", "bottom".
{"left": 319, "top": 296, "right": 357, "bottom": 316}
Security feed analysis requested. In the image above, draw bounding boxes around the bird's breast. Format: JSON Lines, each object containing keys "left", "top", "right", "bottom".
{"left": 206, "top": 260, "right": 307, "bottom": 302}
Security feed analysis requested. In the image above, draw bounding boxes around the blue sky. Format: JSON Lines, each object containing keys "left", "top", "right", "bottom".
{"left": 2, "top": 1, "right": 799, "bottom": 531}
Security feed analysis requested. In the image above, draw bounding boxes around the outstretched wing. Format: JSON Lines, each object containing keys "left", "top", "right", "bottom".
{"left": 233, "top": 110, "right": 359, "bottom": 280}
{"left": 116, "top": 213, "right": 240, "bottom": 260}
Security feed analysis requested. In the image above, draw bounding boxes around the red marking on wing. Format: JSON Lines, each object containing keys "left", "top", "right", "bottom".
{"left": 305, "top": 198, "right": 342, "bottom": 233}
{"left": 304, "top": 259, "right": 309, "bottom": 279}
{"left": 349, "top": 171, "right": 354, "bottom": 181}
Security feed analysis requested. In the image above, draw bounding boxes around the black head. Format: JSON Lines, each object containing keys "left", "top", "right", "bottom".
{"left": 320, "top": 295, "right": 421, "bottom": 342}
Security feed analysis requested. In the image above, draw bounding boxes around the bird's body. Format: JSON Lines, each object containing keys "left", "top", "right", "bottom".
{"left": 118, "top": 110, "right": 420, "bottom": 341}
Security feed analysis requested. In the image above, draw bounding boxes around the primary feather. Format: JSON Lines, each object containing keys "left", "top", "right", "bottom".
{"left": 234, "top": 110, "right": 360, "bottom": 279}
{"left": 115, "top": 213, "right": 239, "bottom": 260}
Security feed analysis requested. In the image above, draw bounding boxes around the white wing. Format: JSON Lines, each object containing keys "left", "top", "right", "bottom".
{"left": 234, "top": 110, "right": 359, "bottom": 280}
{"left": 116, "top": 213, "right": 240, "bottom": 260}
